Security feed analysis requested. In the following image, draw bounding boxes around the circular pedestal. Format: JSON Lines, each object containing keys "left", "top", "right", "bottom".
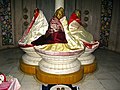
{"left": 36, "top": 66, "right": 84, "bottom": 84}
{"left": 21, "top": 47, "right": 42, "bottom": 66}
{"left": 19, "top": 46, "right": 42, "bottom": 75}
{"left": 22, "top": 53, "right": 41, "bottom": 66}
{"left": 19, "top": 59, "right": 36, "bottom": 75}
{"left": 78, "top": 46, "right": 98, "bottom": 74}
{"left": 78, "top": 54, "right": 97, "bottom": 74}
{"left": 83, "top": 60, "right": 97, "bottom": 74}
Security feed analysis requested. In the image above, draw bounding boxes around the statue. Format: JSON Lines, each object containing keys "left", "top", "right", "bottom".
{"left": 31, "top": 7, "right": 67, "bottom": 46}
{"left": 68, "top": 9, "right": 94, "bottom": 47}
{"left": 18, "top": 8, "right": 48, "bottom": 74}
{"left": 69, "top": 9, "right": 99, "bottom": 74}
{"left": 19, "top": 8, "right": 48, "bottom": 47}
{"left": 34, "top": 7, "right": 84, "bottom": 84}
{"left": 32, "top": 7, "right": 84, "bottom": 51}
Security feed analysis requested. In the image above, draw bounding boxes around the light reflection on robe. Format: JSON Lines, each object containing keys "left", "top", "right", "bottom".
{"left": 18, "top": 8, "right": 48, "bottom": 47}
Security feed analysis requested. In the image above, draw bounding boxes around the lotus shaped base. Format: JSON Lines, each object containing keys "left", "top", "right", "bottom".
{"left": 19, "top": 46, "right": 42, "bottom": 75}
{"left": 20, "top": 46, "right": 42, "bottom": 66}
{"left": 34, "top": 46, "right": 84, "bottom": 84}
{"left": 78, "top": 41, "right": 99, "bottom": 74}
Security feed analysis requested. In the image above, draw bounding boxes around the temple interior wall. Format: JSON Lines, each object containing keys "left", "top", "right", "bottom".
{"left": 0, "top": 0, "right": 120, "bottom": 53}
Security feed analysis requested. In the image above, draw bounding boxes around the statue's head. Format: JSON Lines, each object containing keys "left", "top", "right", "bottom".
{"left": 74, "top": 9, "right": 81, "bottom": 18}
{"left": 34, "top": 8, "right": 39, "bottom": 15}
{"left": 54, "top": 7, "right": 64, "bottom": 19}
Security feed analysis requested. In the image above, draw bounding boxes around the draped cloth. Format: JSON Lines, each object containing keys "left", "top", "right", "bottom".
{"left": 60, "top": 16, "right": 84, "bottom": 50}
{"left": 31, "top": 17, "right": 67, "bottom": 45}
{"left": 18, "top": 9, "right": 48, "bottom": 47}
{"left": 33, "top": 16, "right": 84, "bottom": 51}
{"left": 68, "top": 12, "right": 99, "bottom": 49}
{"left": 0, "top": 78, "right": 21, "bottom": 90}
{"left": 45, "top": 17, "right": 68, "bottom": 44}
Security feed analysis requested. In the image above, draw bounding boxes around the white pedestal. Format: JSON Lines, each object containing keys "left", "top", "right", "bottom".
{"left": 35, "top": 46, "right": 84, "bottom": 84}
{"left": 21, "top": 46, "right": 42, "bottom": 66}
{"left": 78, "top": 41, "right": 99, "bottom": 74}
{"left": 20, "top": 46, "right": 42, "bottom": 75}
{"left": 78, "top": 47, "right": 96, "bottom": 65}
{"left": 39, "top": 53, "right": 81, "bottom": 74}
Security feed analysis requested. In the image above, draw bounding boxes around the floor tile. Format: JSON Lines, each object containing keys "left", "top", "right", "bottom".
{"left": 0, "top": 48, "right": 120, "bottom": 90}
{"left": 99, "top": 80, "right": 120, "bottom": 90}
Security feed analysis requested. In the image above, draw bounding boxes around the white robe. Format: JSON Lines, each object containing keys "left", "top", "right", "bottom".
{"left": 60, "top": 16, "right": 84, "bottom": 50}
{"left": 18, "top": 10, "right": 48, "bottom": 46}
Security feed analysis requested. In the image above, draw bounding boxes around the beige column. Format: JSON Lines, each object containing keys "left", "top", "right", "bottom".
{"left": 55, "top": 0, "right": 64, "bottom": 11}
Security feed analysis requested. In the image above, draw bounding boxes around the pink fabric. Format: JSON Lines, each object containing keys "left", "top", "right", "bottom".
{"left": 8, "top": 78, "right": 21, "bottom": 90}
{"left": 0, "top": 78, "right": 21, "bottom": 90}
{"left": 0, "top": 82, "right": 11, "bottom": 90}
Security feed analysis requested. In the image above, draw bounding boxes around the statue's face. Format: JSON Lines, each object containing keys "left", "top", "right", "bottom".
{"left": 34, "top": 8, "right": 39, "bottom": 14}
{"left": 55, "top": 7, "right": 64, "bottom": 19}
{"left": 75, "top": 10, "right": 81, "bottom": 18}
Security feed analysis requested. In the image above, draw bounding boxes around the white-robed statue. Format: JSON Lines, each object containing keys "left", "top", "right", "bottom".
{"left": 18, "top": 8, "right": 48, "bottom": 75}
{"left": 34, "top": 7, "right": 84, "bottom": 84}
{"left": 32, "top": 7, "right": 84, "bottom": 51}
{"left": 18, "top": 8, "right": 48, "bottom": 47}
{"left": 68, "top": 9, "right": 99, "bottom": 74}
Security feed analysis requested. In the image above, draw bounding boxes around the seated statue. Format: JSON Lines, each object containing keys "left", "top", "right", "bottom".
{"left": 68, "top": 9, "right": 96, "bottom": 49}
{"left": 32, "top": 7, "right": 84, "bottom": 51}
{"left": 31, "top": 7, "right": 67, "bottom": 45}
{"left": 18, "top": 8, "right": 48, "bottom": 47}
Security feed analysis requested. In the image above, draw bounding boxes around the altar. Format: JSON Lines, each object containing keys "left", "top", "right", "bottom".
{"left": 1, "top": 0, "right": 120, "bottom": 89}
{"left": 18, "top": 0, "right": 99, "bottom": 87}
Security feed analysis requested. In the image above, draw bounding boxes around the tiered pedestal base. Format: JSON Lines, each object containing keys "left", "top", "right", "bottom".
{"left": 36, "top": 66, "right": 84, "bottom": 84}
{"left": 83, "top": 60, "right": 97, "bottom": 74}
{"left": 20, "top": 59, "right": 36, "bottom": 75}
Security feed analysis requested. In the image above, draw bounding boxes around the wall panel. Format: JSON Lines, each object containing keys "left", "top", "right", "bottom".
{"left": 109, "top": 0, "right": 120, "bottom": 52}
{"left": 76, "top": 0, "right": 101, "bottom": 41}
{"left": 0, "top": 0, "right": 15, "bottom": 49}
{"left": 36, "top": 0, "right": 55, "bottom": 21}
{"left": 64, "top": 0, "right": 75, "bottom": 19}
